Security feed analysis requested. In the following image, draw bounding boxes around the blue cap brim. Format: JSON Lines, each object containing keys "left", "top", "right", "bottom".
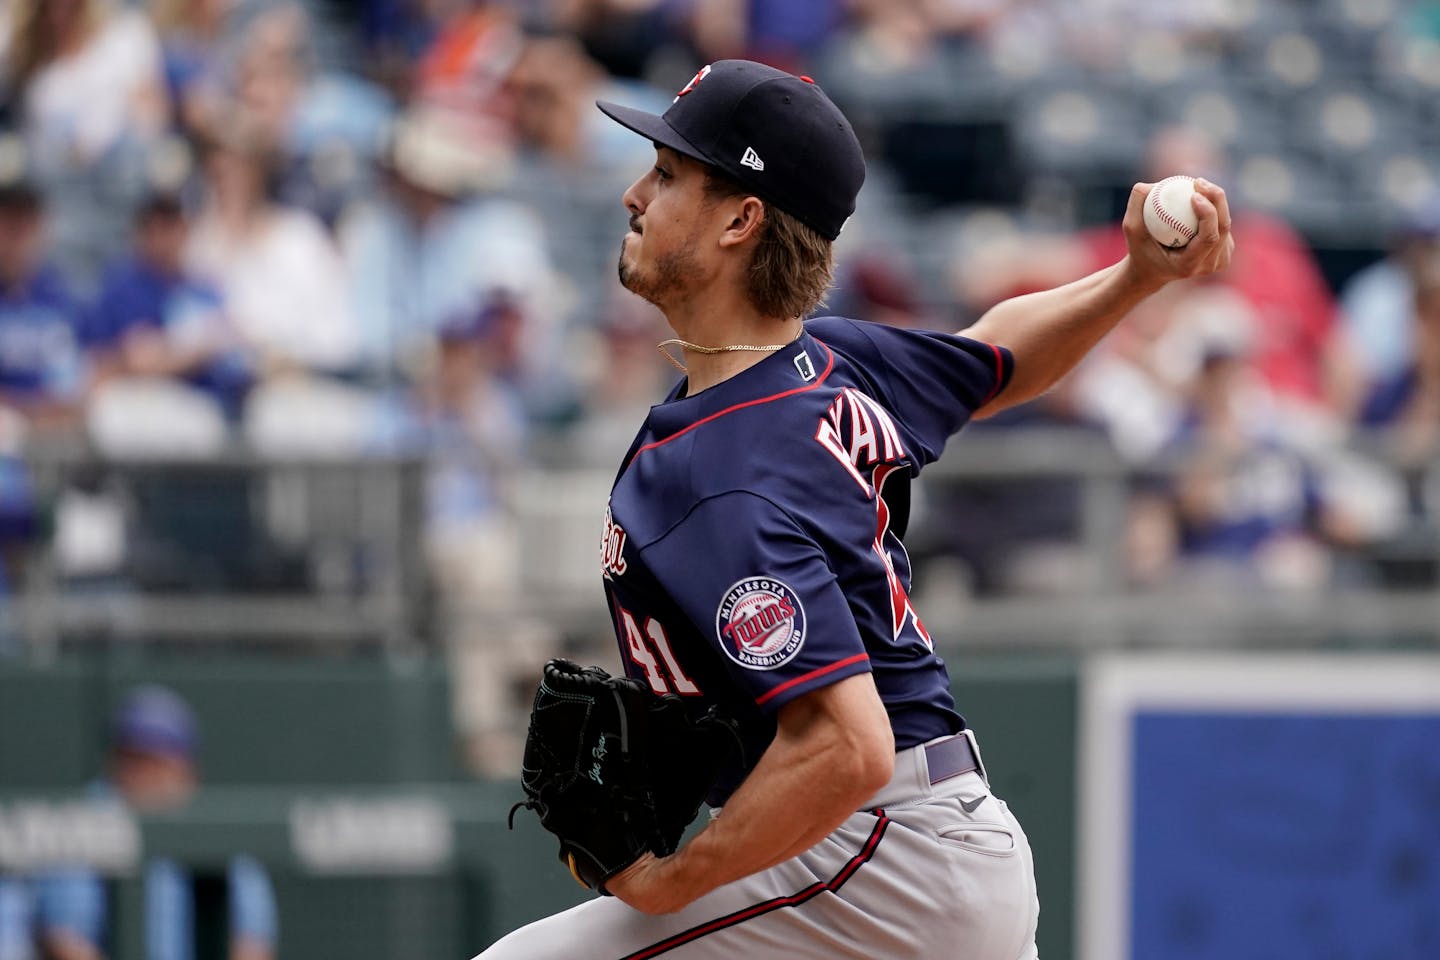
{"left": 596, "top": 101, "right": 713, "bottom": 168}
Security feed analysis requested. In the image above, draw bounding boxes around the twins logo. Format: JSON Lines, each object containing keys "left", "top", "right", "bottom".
{"left": 715, "top": 577, "right": 806, "bottom": 671}
{"left": 674, "top": 64, "right": 712, "bottom": 102}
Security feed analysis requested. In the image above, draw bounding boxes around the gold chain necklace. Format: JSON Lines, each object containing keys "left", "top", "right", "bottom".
{"left": 656, "top": 338, "right": 789, "bottom": 375}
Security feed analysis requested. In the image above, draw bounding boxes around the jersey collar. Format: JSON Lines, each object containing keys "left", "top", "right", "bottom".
{"left": 628, "top": 331, "right": 832, "bottom": 466}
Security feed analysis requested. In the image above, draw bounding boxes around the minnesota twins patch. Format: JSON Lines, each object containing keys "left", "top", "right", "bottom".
{"left": 715, "top": 577, "right": 806, "bottom": 670}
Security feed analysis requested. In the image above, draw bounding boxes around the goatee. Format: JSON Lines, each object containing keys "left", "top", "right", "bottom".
{"left": 618, "top": 239, "right": 694, "bottom": 309}
{"left": 617, "top": 245, "right": 658, "bottom": 307}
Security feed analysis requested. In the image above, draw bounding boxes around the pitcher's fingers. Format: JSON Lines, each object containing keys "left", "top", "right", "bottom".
{"left": 1193, "top": 179, "right": 1232, "bottom": 234}
{"left": 1211, "top": 233, "right": 1236, "bottom": 273}
{"left": 1196, "top": 231, "right": 1234, "bottom": 277}
{"left": 1123, "top": 182, "right": 1155, "bottom": 234}
{"left": 1189, "top": 191, "right": 1221, "bottom": 248}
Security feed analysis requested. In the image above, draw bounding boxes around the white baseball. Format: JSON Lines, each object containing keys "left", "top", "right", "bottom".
{"left": 1143, "top": 175, "right": 1199, "bottom": 249}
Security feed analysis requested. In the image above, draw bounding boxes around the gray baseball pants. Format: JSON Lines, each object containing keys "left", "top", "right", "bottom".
{"left": 474, "top": 733, "right": 1040, "bottom": 960}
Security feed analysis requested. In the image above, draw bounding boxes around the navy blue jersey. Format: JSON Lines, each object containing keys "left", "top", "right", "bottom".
{"left": 601, "top": 316, "right": 1012, "bottom": 801}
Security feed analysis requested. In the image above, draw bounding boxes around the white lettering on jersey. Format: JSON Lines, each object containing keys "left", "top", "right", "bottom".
{"left": 600, "top": 505, "right": 628, "bottom": 580}
{"left": 846, "top": 390, "right": 903, "bottom": 463}
{"left": 613, "top": 599, "right": 702, "bottom": 695}
{"left": 815, "top": 391, "right": 929, "bottom": 646}
{"left": 814, "top": 388, "right": 907, "bottom": 494}
{"left": 872, "top": 462, "right": 932, "bottom": 647}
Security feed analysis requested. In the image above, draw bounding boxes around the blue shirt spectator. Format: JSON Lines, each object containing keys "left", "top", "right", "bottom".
{"left": 0, "top": 688, "right": 278, "bottom": 960}
{"left": 92, "top": 256, "right": 251, "bottom": 415}
{"left": 339, "top": 108, "right": 556, "bottom": 375}
{"left": 0, "top": 183, "right": 87, "bottom": 417}
{"left": 0, "top": 857, "right": 275, "bottom": 960}
{"left": 0, "top": 868, "right": 107, "bottom": 960}
{"left": 0, "top": 262, "right": 85, "bottom": 405}
{"left": 91, "top": 195, "right": 253, "bottom": 418}
{"left": 91, "top": 255, "right": 221, "bottom": 349}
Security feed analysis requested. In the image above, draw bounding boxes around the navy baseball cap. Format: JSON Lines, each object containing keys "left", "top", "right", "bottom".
{"left": 597, "top": 60, "right": 866, "bottom": 241}
{"left": 111, "top": 686, "right": 198, "bottom": 758}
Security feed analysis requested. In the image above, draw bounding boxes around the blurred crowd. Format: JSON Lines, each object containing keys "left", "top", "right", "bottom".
{"left": 0, "top": 2, "right": 1437, "bottom": 700}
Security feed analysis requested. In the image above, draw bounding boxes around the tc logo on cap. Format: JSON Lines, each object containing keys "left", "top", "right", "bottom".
{"left": 674, "top": 64, "right": 712, "bottom": 102}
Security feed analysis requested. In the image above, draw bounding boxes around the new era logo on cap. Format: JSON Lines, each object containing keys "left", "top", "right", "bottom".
{"left": 740, "top": 147, "right": 764, "bottom": 171}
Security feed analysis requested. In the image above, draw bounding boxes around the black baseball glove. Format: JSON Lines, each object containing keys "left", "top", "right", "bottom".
{"left": 508, "top": 659, "right": 743, "bottom": 893}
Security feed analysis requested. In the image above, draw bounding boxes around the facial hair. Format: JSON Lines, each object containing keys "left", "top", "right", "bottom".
{"left": 617, "top": 226, "right": 702, "bottom": 309}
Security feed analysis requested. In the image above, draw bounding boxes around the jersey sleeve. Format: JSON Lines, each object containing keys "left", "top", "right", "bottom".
{"left": 32, "top": 868, "right": 106, "bottom": 946}
{"left": 641, "top": 491, "right": 871, "bottom": 713}
{"left": 228, "top": 855, "right": 278, "bottom": 946}
{"left": 811, "top": 317, "right": 1013, "bottom": 464}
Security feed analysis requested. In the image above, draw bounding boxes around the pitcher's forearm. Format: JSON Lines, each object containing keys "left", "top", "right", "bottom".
{"left": 966, "top": 258, "right": 1163, "bottom": 414}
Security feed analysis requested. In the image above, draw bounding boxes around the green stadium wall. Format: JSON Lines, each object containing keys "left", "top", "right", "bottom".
{"left": 0, "top": 652, "right": 1079, "bottom": 959}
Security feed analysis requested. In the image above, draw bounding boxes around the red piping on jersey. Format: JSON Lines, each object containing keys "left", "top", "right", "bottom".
{"left": 617, "top": 809, "right": 890, "bottom": 960}
{"left": 754, "top": 652, "right": 870, "bottom": 707}
{"left": 980, "top": 341, "right": 1006, "bottom": 406}
{"left": 625, "top": 342, "right": 836, "bottom": 470}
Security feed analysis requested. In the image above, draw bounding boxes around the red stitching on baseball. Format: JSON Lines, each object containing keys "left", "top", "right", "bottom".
{"left": 1150, "top": 179, "right": 1197, "bottom": 239}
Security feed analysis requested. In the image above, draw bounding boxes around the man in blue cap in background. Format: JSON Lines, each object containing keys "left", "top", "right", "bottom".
{"left": 0, "top": 686, "right": 277, "bottom": 960}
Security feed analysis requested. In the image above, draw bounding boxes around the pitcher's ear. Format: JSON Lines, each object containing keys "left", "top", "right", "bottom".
{"left": 719, "top": 196, "right": 766, "bottom": 248}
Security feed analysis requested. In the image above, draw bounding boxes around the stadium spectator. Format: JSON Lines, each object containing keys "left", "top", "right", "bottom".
{"left": 500, "top": 33, "right": 664, "bottom": 308}
{"left": 1358, "top": 251, "right": 1440, "bottom": 465}
{"left": 185, "top": 128, "right": 359, "bottom": 376}
{"left": 3, "top": 0, "right": 168, "bottom": 169}
{"left": 146, "top": 0, "right": 236, "bottom": 136}
{"left": 505, "top": 33, "right": 661, "bottom": 178}
{"left": 354, "top": 0, "right": 438, "bottom": 97}
{"left": 1065, "top": 281, "right": 1259, "bottom": 462}
{"left": 1348, "top": 249, "right": 1440, "bottom": 551}
{"left": 410, "top": 0, "right": 523, "bottom": 123}
{"left": 0, "top": 686, "right": 278, "bottom": 960}
{"left": 420, "top": 295, "right": 528, "bottom": 592}
{"left": 1117, "top": 297, "right": 1392, "bottom": 591}
{"left": 90, "top": 193, "right": 250, "bottom": 421}
{"left": 224, "top": 3, "right": 393, "bottom": 222}
{"left": 2, "top": 0, "right": 170, "bottom": 282}
{"left": 420, "top": 294, "right": 529, "bottom": 538}
{"left": 418, "top": 295, "right": 552, "bottom": 777}
{"left": 0, "top": 178, "right": 87, "bottom": 428}
{"left": 338, "top": 105, "right": 554, "bottom": 380}
{"left": 1340, "top": 199, "right": 1440, "bottom": 412}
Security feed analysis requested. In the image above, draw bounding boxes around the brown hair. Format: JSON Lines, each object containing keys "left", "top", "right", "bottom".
{"left": 702, "top": 169, "right": 835, "bottom": 320}
{"left": 5, "top": 0, "right": 107, "bottom": 94}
